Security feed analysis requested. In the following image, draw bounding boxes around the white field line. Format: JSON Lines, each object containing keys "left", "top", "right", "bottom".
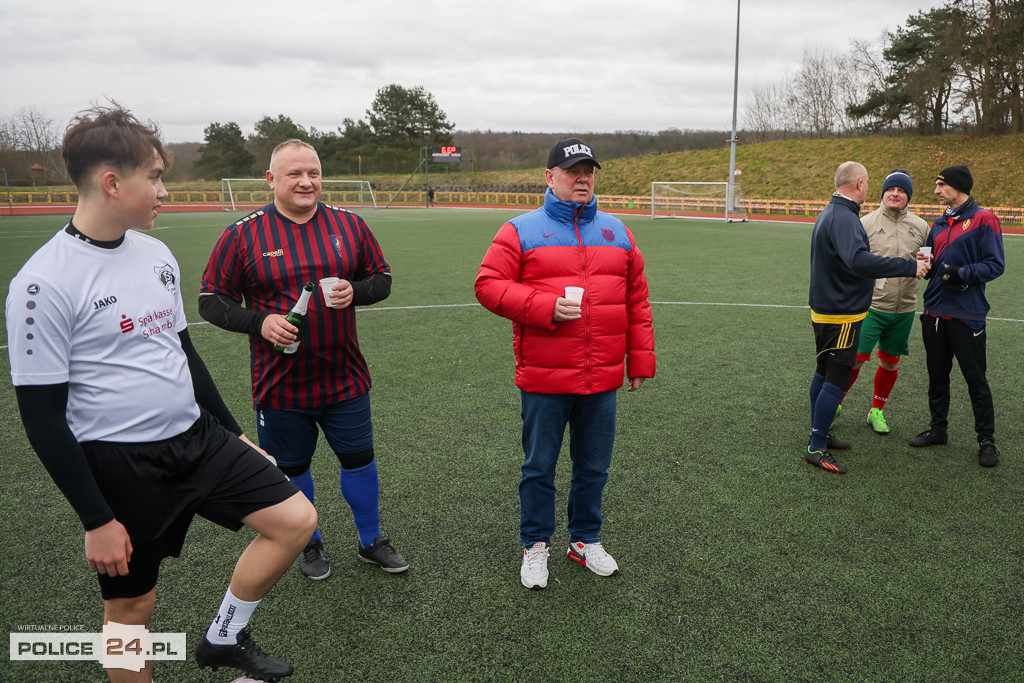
{"left": 2, "top": 300, "right": 1022, "bottom": 352}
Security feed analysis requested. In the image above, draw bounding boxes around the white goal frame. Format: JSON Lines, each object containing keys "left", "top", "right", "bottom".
{"left": 651, "top": 182, "right": 747, "bottom": 222}
{"left": 221, "top": 179, "right": 377, "bottom": 211}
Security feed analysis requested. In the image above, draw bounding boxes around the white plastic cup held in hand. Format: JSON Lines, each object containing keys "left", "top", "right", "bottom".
{"left": 875, "top": 278, "right": 887, "bottom": 290}
{"left": 564, "top": 286, "right": 584, "bottom": 304}
{"left": 319, "top": 277, "right": 340, "bottom": 308}
{"left": 919, "top": 246, "right": 932, "bottom": 263}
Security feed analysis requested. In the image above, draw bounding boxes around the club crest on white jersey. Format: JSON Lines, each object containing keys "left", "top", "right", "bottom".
{"left": 154, "top": 264, "right": 177, "bottom": 293}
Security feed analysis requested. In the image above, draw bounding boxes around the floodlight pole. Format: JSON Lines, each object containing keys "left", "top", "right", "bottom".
{"left": 726, "top": 0, "right": 741, "bottom": 216}
{"left": 1, "top": 168, "right": 11, "bottom": 216}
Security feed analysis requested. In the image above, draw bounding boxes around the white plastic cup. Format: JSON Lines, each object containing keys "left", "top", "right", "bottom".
{"left": 319, "top": 277, "right": 340, "bottom": 308}
{"left": 564, "top": 286, "right": 584, "bottom": 304}
{"left": 875, "top": 278, "right": 887, "bottom": 290}
{"left": 919, "top": 246, "right": 932, "bottom": 263}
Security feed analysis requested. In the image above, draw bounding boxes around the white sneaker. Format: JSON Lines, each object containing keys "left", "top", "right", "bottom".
{"left": 567, "top": 541, "right": 619, "bottom": 576}
{"left": 521, "top": 542, "right": 549, "bottom": 589}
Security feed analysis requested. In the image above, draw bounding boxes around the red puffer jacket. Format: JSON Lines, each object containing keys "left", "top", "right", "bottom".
{"left": 475, "top": 190, "right": 655, "bottom": 394}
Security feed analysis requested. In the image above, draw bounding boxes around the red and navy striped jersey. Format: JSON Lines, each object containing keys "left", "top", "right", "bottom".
{"left": 200, "top": 202, "right": 390, "bottom": 409}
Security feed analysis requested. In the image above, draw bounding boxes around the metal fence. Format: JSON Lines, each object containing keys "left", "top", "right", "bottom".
{"left": 3, "top": 190, "right": 1022, "bottom": 227}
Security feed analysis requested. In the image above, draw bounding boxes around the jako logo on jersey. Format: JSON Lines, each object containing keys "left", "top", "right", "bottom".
{"left": 263, "top": 248, "right": 284, "bottom": 258}
{"left": 119, "top": 315, "right": 134, "bottom": 334}
{"left": 561, "top": 143, "right": 593, "bottom": 160}
{"left": 26, "top": 283, "right": 40, "bottom": 296}
{"left": 92, "top": 296, "right": 118, "bottom": 310}
{"left": 154, "top": 264, "right": 177, "bottom": 293}
{"left": 602, "top": 228, "right": 614, "bottom": 242}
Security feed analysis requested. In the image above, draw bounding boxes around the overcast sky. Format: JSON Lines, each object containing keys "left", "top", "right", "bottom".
{"left": 1, "top": 0, "right": 940, "bottom": 143}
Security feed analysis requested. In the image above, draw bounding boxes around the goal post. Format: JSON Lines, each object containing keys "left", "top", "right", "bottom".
{"left": 650, "top": 182, "right": 747, "bottom": 222}
{"left": 220, "top": 179, "right": 377, "bottom": 211}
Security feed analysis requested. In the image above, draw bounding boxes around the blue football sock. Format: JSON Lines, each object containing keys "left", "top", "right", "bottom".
{"left": 340, "top": 460, "right": 381, "bottom": 547}
{"left": 289, "top": 468, "right": 322, "bottom": 544}
{"left": 810, "top": 381, "right": 843, "bottom": 452}
{"left": 809, "top": 372, "right": 825, "bottom": 425}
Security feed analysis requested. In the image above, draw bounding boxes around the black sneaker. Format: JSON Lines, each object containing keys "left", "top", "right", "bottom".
{"left": 808, "top": 433, "right": 851, "bottom": 451}
{"left": 805, "top": 448, "right": 847, "bottom": 474}
{"left": 298, "top": 539, "right": 331, "bottom": 580}
{"left": 978, "top": 442, "right": 1000, "bottom": 467}
{"left": 909, "top": 429, "right": 948, "bottom": 447}
{"left": 195, "top": 628, "right": 293, "bottom": 680}
{"left": 357, "top": 537, "right": 409, "bottom": 573}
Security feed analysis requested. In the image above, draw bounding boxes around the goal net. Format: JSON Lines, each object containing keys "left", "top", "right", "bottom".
{"left": 650, "top": 182, "right": 747, "bottom": 222}
{"left": 221, "top": 179, "right": 377, "bottom": 211}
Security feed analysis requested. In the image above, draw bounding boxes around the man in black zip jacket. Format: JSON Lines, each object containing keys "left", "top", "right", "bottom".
{"left": 908, "top": 165, "right": 1005, "bottom": 467}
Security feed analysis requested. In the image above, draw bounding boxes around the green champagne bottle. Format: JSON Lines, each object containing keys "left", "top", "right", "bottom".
{"left": 274, "top": 282, "right": 315, "bottom": 354}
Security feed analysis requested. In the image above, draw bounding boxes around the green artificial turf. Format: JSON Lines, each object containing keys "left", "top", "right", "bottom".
{"left": 1, "top": 209, "right": 1021, "bottom": 682}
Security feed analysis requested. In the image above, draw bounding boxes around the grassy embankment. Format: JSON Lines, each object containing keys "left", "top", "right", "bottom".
{"left": 347, "top": 133, "right": 1024, "bottom": 207}
{"left": 18, "top": 134, "right": 1024, "bottom": 207}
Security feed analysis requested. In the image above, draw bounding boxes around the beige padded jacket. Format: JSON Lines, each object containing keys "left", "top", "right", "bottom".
{"left": 860, "top": 205, "right": 930, "bottom": 314}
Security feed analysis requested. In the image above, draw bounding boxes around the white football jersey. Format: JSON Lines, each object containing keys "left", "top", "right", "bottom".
{"left": 7, "top": 227, "right": 200, "bottom": 442}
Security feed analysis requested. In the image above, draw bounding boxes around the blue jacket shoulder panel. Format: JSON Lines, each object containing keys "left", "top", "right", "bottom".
{"left": 512, "top": 190, "right": 630, "bottom": 252}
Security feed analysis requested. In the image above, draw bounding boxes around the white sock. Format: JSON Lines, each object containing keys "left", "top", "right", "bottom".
{"left": 205, "top": 588, "right": 260, "bottom": 645}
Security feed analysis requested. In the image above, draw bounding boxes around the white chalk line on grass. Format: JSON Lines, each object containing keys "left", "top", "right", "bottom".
{"left": 354, "top": 300, "right": 1024, "bottom": 323}
{"left": 2, "top": 300, "right": 1021, "bottom": 352}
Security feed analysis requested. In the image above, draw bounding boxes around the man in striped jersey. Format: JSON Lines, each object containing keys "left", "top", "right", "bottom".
{"left": 199, "top": 140, "right": 407, "bottom": 578}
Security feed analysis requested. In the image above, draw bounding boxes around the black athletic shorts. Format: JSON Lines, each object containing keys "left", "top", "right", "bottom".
{"left": 80, "top": 409, "right": 298, "bottom": 600}
{"left": 812, "top": 319, "right": 863, "bottom": 368}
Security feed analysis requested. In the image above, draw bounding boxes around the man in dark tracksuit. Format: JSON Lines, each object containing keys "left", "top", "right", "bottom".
{"left": 909, "top": 165, "right": 1005, "bottom": 467}
{"left": 807, "top": 161, "right": 930, "bottom": 474}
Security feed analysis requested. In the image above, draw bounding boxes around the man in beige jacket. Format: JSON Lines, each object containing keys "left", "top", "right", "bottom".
{"left": 838, "top": 169, "right": 930, "bottom": 434}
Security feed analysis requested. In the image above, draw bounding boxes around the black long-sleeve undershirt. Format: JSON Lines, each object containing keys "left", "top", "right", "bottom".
{"left": 15, "top": 382, "right": 114, "bottom": 531}
{"left": 178, "top": 328, "right": 242, "bottom": 436}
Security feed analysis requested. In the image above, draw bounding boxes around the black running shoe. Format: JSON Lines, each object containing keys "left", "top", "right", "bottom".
{"left": 978, "top": 442, "right": 1000, "bottom": 467}
{"left": 298, "top": 539, "right": 331, "bottom": 580}
{"left": 195, "top": 629, "right": 293, "bottom": 680}
{"left": 805, "top": 448, "right": 847, "bottom": 474}
{"left": 909, "top": 429, "right": 948, "bottom": 447}
{"left": 357, "top": 537, "right": 409, "bottom": 573}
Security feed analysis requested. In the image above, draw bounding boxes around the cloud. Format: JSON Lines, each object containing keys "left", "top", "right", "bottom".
{"left": 1, "top": 0, "right": 940, "bottom": 142}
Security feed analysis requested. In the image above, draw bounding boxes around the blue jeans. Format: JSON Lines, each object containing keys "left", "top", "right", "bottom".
{"left": 519, "top": 390, "right": 617, "bottom": 548}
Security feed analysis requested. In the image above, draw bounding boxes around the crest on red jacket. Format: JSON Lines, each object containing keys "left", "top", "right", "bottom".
{"left": 602, "top": 228, "right": 614, "bottom": 242}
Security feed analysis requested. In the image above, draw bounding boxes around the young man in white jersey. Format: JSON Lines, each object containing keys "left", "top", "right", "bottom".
{"left": 6, "top": 105, "right": 316, "bottom": 683}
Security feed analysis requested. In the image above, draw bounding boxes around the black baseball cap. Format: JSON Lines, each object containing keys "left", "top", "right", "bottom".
{"left": 546, "top": 138, "right": 601, "bottom": 170}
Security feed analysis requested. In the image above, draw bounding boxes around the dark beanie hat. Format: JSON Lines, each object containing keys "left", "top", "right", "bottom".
{"left": 881, "top": 169, "right": 913, "bottom": 201}
{"left": 936, "top": 165, "right": 973, "bottom": 195}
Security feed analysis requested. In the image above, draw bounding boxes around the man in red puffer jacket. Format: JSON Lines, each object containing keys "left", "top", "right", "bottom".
{"left": 475, "top": 138, "right": 655, "bottom": 590}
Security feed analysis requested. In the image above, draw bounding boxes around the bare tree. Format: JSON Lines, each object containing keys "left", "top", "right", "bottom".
{"left": 744, "top": 76, "right": 802, "bottom": 140}
{"left": 790, "top": 47, "right": 853, "bottom": 135}
{"left": 745, "top": 46, "right": 867, "bottom": 137}
{"left": 0, "top": 106, "right": 63, "bottom": 179}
